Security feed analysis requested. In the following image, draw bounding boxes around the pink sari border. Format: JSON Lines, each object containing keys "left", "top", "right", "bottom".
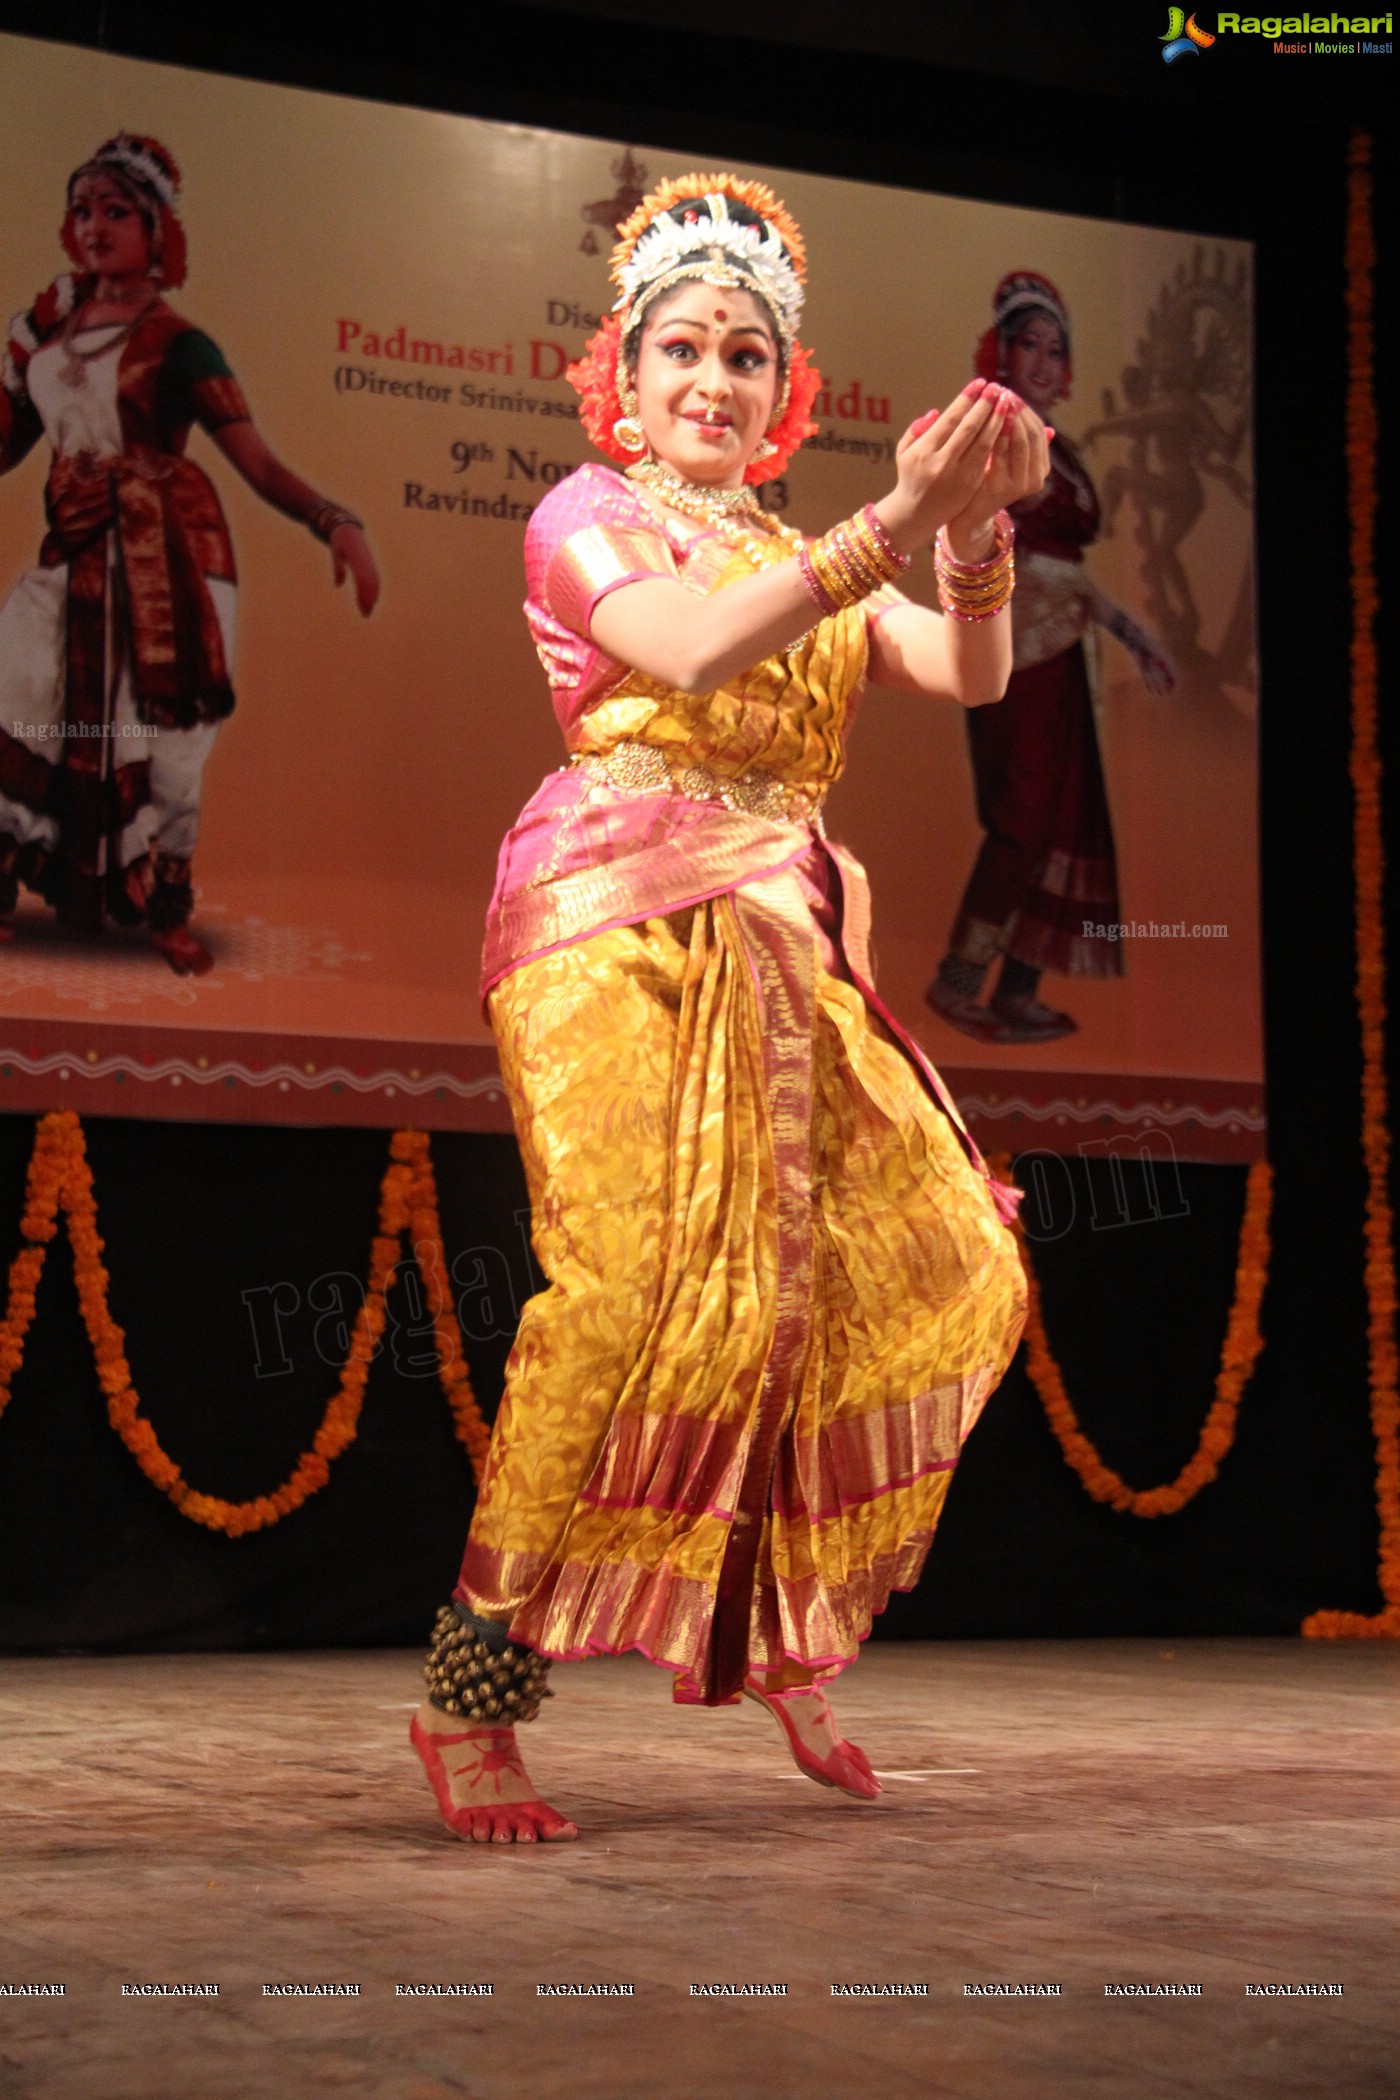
{"left": 481, "top": 836, "right": 816, "bottom": 1002}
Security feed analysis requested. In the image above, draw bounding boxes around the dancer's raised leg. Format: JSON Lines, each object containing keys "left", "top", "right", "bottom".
{"left": 744, "top": 1674, "right": 882, "bottom": 1801}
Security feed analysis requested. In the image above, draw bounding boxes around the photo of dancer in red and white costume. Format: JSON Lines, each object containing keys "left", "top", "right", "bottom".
{"left": 0, "top": 133, "right": 380, "bottom": 975}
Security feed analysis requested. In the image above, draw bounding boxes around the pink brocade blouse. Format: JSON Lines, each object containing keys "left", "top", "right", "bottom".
{"left": 482, "top": 463, "right": 884, "bottom": 990}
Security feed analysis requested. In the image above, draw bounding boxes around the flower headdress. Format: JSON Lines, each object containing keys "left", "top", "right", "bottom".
{"left": 62, "top": 133, "right": 188, "bottom": 290}
{"left": 612, "top": 176, "right": 807, "bottom": 350}
{"left": 975, "top": 269, "right": 1073, "bottom": 397}
{"left": 567, "top": 171, "right": 822, "bottom": 486}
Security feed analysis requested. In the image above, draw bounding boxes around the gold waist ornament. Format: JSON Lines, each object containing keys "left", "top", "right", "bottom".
{"left": 570, "top": 738, "right": 827, "bottom": 833}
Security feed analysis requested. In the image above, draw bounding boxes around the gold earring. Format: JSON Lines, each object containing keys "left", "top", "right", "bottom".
{"left": 752, "top": 373, "right": 788, "bottom": 461}
{"left": 613, "top": 352, "right": 645, "bottom": 454}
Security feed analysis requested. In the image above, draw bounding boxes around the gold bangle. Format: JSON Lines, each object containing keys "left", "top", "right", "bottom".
{"left": 807, "top": 533, "right": 861, "bottom": 610}
{"left": 934, "top": 509, "right": 1015, "bottom": 623}
{"left": 806, "top": 507, "right": 908, "bottom": 611}
{"left": 935, "top": 555, "right": 1014, "bottom": 623}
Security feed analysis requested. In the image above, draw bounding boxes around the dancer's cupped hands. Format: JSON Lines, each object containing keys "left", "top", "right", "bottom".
{"left": 959, "top": 382, "right": 1052, "bottom": 535}
{"left": 876, "top": 380, "right": 1051, "bottom": 562}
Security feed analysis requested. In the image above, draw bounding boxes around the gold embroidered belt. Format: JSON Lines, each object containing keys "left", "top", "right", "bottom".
{"left": 570, "top": 739, "right": 826, "bottom": 833}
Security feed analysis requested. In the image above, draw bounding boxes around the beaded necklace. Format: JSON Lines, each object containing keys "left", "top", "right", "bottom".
{"left": 625, "top": 457, "right": 765, "bottom": 528}
{"left": 625, "top": 458, "right": 802, "bottom": 560}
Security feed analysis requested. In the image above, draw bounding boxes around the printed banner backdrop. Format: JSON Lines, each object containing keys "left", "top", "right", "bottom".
{"left": 0, "top": 32, "right": 1261, "bottom": 1157}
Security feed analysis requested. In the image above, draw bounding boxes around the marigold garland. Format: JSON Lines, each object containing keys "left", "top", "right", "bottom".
{"left": 0, "top": 1111, "right": 491, "bottom": 1534}
{"left": 996, "top": 1153, "right": 1272, "bottom": 1517}
{"left": 1303, "top": 132, "right": 1400, "bottom": 1638}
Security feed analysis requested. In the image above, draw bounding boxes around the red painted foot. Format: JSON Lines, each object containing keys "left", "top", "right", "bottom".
{"left": 744, "top": 1680, "right": 882, "bottom": 1800}
{"left": 150, "top": 926, "right": 214, "bottom": 976}
{"left": 410, "top": 1716, "right": 579, "bottom": 1844}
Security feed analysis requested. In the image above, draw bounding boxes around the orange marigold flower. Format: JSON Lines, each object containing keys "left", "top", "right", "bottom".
{"left": 0, "top": 1117, "right": 492, "bottom": 1530}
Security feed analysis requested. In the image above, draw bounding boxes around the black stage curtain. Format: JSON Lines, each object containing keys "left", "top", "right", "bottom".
{"left": 0, "top": 1119, "right": 1385, "bottom": 1652}
{"left": 0, "top": 2, "right": 1394, "bottom": 1651}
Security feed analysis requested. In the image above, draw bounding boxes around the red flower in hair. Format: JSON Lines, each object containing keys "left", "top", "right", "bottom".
{"left": 751, "top": 344, "right": 823, "bottom": 485}
{"left": 568, "top": 315, "right": 823, "bottom": 485}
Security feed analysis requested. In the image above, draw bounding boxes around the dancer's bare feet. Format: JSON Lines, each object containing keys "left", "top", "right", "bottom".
{"left": 744, "top": 1679, "right": 882, "bottom": 1800}
{"left": 150, "top": 925, "right": 215, "bottom": 976}
{"left": 410, "top": 1699, "right": 579, "bottom": 1844}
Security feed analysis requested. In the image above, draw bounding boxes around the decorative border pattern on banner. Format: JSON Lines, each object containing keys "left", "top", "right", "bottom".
{"left": 1, "top": 1032, "right": 1266, "bottom": 1157}
{"left": 944, "top": 1068, "right": 1266, "bottom": 1164}
{"left": 0, "top": 1022, "right": 512, "bottom": 1129}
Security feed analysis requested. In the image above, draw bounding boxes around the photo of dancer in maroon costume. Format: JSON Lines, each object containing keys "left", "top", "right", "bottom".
{"left": 928, "top": 272, "right": 1174, "bottom": 1045}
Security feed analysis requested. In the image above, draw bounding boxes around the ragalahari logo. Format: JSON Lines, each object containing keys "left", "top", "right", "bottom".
{"left": 1161, "top": 7, "right": 1218, "bottom": 55}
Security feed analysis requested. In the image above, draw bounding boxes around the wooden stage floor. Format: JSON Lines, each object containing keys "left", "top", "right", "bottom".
{"left": 2, "top": 1640, "right": 1396, "bottom": 2099}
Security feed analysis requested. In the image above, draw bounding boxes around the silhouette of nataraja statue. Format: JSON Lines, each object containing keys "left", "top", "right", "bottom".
{"left": 1083, "top": 246, "right": 1254, "bottom": 708}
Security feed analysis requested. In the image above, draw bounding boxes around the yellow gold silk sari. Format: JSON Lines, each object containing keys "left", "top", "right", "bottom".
{"left": 457, "top": 471, "right": 1026, "bottom": 1702}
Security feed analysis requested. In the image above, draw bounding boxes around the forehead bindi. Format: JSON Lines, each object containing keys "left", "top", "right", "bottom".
{"left": 72, "top": 176, "right": 126, "bottom": 207}
{"left": 652, "top": 284, "right": 772, "bottom": 339}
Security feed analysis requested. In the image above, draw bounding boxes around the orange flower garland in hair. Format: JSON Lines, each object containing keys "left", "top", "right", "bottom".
{"left": 0, "top": 1111, "right": 491, "bottom": 1534}
{"left": 1304, "top": 132, "right": 1400, "bottom": 1638}
{"left": 995, "top": 1153, "right": 1273, "bottom": 1517}
{"left": 610, "top": 172, "right": 809, "bottom": 288}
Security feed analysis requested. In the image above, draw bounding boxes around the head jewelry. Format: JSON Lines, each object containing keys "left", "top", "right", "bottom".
{"left": 568, "top": 171, "right": 822, "bottom": 484}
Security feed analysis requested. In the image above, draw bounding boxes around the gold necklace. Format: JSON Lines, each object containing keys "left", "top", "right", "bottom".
{"left": 626, "top": 457, "right": 764, "bottom": 530}
{"left": 57, "top": 293, "right": 159, "bottom": 393}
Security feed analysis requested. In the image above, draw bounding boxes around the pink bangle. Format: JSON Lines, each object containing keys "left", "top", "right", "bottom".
{"left": 798, "top": 541, "right": 841, "bottom": 618}
{"left": 935, "top": 510, "right": 1014, "bottom": 574}
{"left": 858, "top": 504, "right": 911, "bottom": 574}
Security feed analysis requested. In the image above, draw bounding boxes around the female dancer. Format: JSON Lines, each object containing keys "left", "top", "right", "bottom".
{"left": 927, "top": 272, "right": 1174, "bottom": 1045}
{"left": 0, "top": 133, "right": 379, "bottom": 973}
{"left": 412, "top": 176, "right": 1041, "bottom": 1844}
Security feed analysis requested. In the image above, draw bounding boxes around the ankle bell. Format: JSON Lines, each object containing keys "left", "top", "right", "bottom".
{"left": 423, "top": 1603, "right": 553, "bottom": 1725}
